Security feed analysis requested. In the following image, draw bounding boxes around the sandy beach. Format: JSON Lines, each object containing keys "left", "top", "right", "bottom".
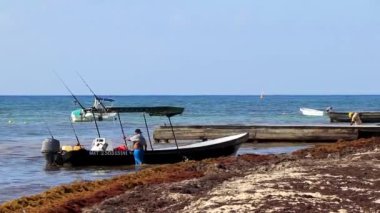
{"left": 1, "top": 0, "right": 379, "bottom": 212}
{"left": 1, "top": 137, "right": 379, "bottom": 212}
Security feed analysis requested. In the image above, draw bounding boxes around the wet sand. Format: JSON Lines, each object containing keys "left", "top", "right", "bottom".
{"left": 1, "top": 138, "right": 380, "bottom": 212}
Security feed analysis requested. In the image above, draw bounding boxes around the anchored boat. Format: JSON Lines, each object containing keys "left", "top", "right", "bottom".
{"left": 300, "top": 108, "right": 325, "bottom": 116}
{"left": 41, "top": 106, "right": 248, "bottom": 166}
{"left": 56, "top": 72, "right": 118, "bottom": 122}
{"left": 71, "top": 97, "right": 117, "bottom": 122}
{"left": 328, "top": 111, "right": 380, "bottom": 123}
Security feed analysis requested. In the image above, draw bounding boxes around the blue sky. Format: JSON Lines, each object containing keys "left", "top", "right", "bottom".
{"left": 0, "top": 0, "right": 379, "bottom": 95}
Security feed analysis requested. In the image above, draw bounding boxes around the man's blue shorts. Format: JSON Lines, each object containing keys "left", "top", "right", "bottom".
{"left": 134, "top": 149, "right": 144, "bottom": 165}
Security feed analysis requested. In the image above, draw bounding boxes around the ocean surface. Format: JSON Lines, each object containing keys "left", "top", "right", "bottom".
{"left": 1, "top": 95, "right": 380, "bottom": 204}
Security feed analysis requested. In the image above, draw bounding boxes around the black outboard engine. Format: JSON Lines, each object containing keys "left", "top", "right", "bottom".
{"left": 41, "top": 138, "right": 61, "bottom": 165}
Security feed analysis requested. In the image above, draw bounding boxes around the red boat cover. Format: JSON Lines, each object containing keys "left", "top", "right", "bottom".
{"left": 114, "top": 145, "right": 128, "bottom": 151}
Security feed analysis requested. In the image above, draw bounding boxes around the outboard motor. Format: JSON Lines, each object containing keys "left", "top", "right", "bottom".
{"left": 41, "top": 138, "right": 61, "bottom": 165}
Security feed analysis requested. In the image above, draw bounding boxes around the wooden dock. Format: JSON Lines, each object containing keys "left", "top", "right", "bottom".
{"left": 153, "top": 124, "right": 380, "bottom": 143}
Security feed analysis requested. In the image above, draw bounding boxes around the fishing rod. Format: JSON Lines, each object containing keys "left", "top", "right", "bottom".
{"left": 54, "top": 72, "right": 86, "bottom": 110}
{"left": 69, "top": 119, "right": 81, "bottom": 146}
{"left": 42, "top": 117, "right": 54, "bottom": 139}
{"left": 55, "top": 71, "right": 101, "bottom": 137}
{"left": 76, "top": 72, "right": 108, "bottom": 111}
{"left": 117, "top": 112, "right": 128, "bottom": 147}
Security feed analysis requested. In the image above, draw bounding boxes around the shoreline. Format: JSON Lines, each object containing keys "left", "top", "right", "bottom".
{"left": 1, "top": 138, "right": 380, "bottom": 212}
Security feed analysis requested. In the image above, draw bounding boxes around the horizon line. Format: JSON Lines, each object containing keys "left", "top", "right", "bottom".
{"left": 0, "top": 94, "right": 380, "bottom": 96}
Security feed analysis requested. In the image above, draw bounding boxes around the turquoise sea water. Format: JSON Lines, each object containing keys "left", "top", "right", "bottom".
{"left": 1, "top": 95, "right": 380, "bottom": 203}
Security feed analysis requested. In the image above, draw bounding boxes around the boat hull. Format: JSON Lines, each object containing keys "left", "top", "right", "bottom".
{"left": 71, "top": 109, "right": 117, "bottom": 122}
{"left": 300, "top": 108, "right": 324, "bottom": 116}
{"left": 328, "top": 112, "right": 380, "bottom": 123}
{"left": 58, "top": 133, "right": 249, "bottom": 166}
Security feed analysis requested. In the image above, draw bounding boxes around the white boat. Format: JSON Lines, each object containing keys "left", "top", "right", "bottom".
{"left": 71, "top": 109, "right": 117, "bottom": 122}
{"left": 300, "top": 108, "right": 324, "bottom": 116}
{"left": 71, "top": 98, "right": 118, "bottom": 122}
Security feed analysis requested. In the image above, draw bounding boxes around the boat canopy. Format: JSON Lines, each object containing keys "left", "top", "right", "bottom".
{"left": 85, "top": 106, "right": 184, "bottom": 117}
{"left": 97, "top": 97, "right": 114, "bottom": 102}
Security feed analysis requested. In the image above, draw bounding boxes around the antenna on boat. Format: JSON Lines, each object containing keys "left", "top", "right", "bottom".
{"left": 69, "top": 119, "right": 81, "bottom": 146}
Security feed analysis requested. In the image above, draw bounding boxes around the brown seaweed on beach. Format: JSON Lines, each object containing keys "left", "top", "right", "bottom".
{"left": 0, "top": 163, "right": 204, "bottom": 213}
{"left": 292, "top": 137, "right": 380, "bottom": 159}
{"left": 1, "top": 137, "right": 380, "bottom": 212}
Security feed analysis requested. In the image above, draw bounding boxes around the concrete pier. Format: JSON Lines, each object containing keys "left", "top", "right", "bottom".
{"left": 153, "top": 124, "right": 380, "bottom": 143}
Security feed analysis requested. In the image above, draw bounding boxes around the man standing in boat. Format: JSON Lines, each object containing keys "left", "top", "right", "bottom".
{"left": 129, "top": 129, "right": 147, "bottom": 168}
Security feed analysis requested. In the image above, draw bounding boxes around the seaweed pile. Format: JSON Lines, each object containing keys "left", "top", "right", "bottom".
{"left": 1, "top": 137, "right": 379, "bottom": 212}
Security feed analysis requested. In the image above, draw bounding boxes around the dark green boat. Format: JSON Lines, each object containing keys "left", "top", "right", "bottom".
{"left": 328, "top": 111, "right": 380, "bottom": 123}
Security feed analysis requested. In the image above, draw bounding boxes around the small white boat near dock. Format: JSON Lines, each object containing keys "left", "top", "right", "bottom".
{"left": 300, "top": 108, "right": 324, "bottom": 116}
